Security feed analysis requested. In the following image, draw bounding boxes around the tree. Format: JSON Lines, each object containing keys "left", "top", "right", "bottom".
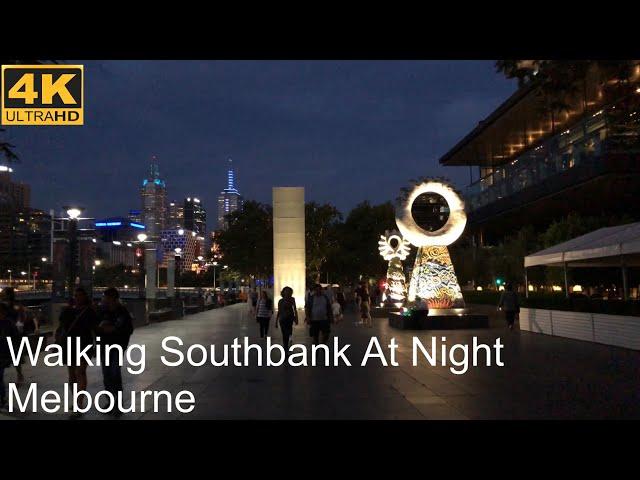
{"left": 328, "top": 201, "right": 397, "bottom": 284}
{"left": 305, "top": 202, "right": 342, "bottom": 283}
{"left": 216, "top": 201, "right": 273, "bottom": 283}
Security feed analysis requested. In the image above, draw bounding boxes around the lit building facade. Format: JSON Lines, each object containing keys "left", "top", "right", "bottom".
{"left": 0, "top": 166, "right": 51, "bottom": 274}
{"left": 159, "top": 228, "right": 205, "bottom": 273}
{"left": 141, "top": 163, "right": 167, "bottom": 238}
{"left": 94, "top": 240, "right": 138, "bottom": 268}
{"left": 167, "top": 200, "right": 184, "bottom": 229}
{"left": 217, "top": 159, "right": 243, "bottom": 230}
{"left": 439, "top": 62, "right": 640, "bottom": 245}
{"left": 0, "top": 165, "right": 30, "bottom": 210}
{"left": 94, "top": 217, "right": 146, "bottom": 242}
{"left": 184, "top": 197, "right": 206, "bottom": 235}
{"left": 128, "top": 209, "right": 143, "bottom": 224}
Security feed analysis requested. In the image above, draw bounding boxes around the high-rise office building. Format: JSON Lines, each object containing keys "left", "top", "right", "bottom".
{"left": 167, "top": 200, "right": 184, "bottom": 229}
{"left": 184, "top": 197, "right": 206, "bottom": 235}
{"left": 128, "top": 209, "right": 143, "bottom": 224}
{"left": 217, "top": 158, "right": 243, "bottom": 230}
{"left": 0, "top": 164, "right": 30, "bottom": 211}
{"left": 141, "top": 163, "right": 167, "bottom": 238}
{"left": 0, "top": 165, "right": 51, "bottom": 274}
{"left": 159, "top": 228, "right": 204, "bottom": 273}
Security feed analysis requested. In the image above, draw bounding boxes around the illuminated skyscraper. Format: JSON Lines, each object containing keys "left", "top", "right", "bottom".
{"left": 184, "top": 197, "right": 206, "bottom": 235}
{"left": 167, "top": 200, "right": 184, "bottom": 229}
{"left": 141, "top": 162, "right": 167, "bottom": 238}
{"left": 217, "top": 158, "right": 243, "bottom": 230}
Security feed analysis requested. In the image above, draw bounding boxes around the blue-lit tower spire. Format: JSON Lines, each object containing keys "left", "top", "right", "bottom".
{"left": 217, "top": 158, "right": 244, "bottom": 230}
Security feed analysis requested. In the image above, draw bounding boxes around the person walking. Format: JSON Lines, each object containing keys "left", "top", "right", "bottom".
{"left": 332, "top": 296, "right": 343, "bottom": 324}
{"left": 498, "top": 283, "right": 520, "bottom": 330}
{"left": 357, "top": 283, "right": 372, "bottom": 327}
{"left": 275, "top": 287, "right": 298, "bottom": 352}
{"left": 97, "top": 287, "right": 134, "bottom": 417}
{"left": 256, "top": 290, "right": 273, "bottom": 338}
{"left": 55, "top": 287, "right": 99, "bottom": 418}
{"left": 336, "top": 286, "right": 346, "bottom": 315}
{"left": 249, "top": 288, "right": 258, "bottom": 314}
{"left": 305, "top": 283, "right": 334, "bottom": 345}
{"left": 0, "top": 288, "right": 26, "bottom": 386}
{"left": 0, "top": 303, "right": 19, "bottom": 411}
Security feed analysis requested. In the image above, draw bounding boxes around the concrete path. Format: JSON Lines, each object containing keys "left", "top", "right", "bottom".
{"left": 2, "top": 302, "right": 639, "bottom": 420}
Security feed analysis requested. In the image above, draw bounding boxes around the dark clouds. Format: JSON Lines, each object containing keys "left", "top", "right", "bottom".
{"left": 4, "top": 60, "right": 515, "bottom": 218}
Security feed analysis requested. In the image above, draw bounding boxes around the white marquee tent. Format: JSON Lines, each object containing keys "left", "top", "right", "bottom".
{"left": 524, "top": 222, "right": 640, "bottom": 299}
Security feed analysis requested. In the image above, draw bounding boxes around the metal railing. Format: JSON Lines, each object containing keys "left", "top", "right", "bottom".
{"left": 466, "top": 111, "right": 608, "bottom": 212}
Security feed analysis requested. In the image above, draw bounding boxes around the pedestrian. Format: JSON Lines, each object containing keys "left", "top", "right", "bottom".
{"left": 498, "top": 283, "right": 520, "bottom": 330}
{"left": 249, "top": 289, "right": 258, "bottom": 315}
{"left": 0, "top": 287, "right": 26, "bottom": 386}
{"left": 304, "top": 283, "right": 334, "bottom": 345}
{"left": 0, "top": 302, "right": 20, "bottom": 411}
{"left": 324, "top": 285, "right": 335, "bottom": 304}
{"left": 97, "top": 287, "right": 134, "bottom": 416}
{"left": 372, "top": 285, "right": 381, "bottom": 307}
{"left": 336, "top": 286, "right": 346, "bottom": 314}
{"left": 332, "top": 296, "right": 343, "bottom": 323}
{"left": 55, "top": 287, "right": 99, "bottom": 418}
{"left": 256, "top": 290, "right": 273, "bottom": 338}
{"left": 275, "top": 286, "right": 298, "bottom": 351}
{"left": 357, "top": 283, "right": 372, "bottom": 327}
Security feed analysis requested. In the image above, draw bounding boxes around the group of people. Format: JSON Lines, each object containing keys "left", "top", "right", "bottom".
{"left": 0, "top": 286, "right": 134, "bottom": 416}
{"left": 247, "top": 280, "right": 388, "bottom": 347}
{"left": 249, "top": 283, "right": 346, "bottom": 348}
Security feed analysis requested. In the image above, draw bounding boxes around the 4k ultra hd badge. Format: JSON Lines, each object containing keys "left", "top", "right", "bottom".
{"left": 1, "top": 64, "right": 83, "bottom": 125}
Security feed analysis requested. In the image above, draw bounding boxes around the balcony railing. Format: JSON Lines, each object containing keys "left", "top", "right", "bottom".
{"left": 466, "top": 110, "right": 609, "bottom": 212}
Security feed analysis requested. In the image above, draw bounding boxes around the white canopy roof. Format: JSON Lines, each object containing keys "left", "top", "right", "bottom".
{"left": 524, "top": 222, "right": 640, "bottom": 268}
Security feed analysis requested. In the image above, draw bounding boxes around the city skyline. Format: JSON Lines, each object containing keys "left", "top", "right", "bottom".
{"left": 1, "top": 61, "right": 516, "bottom": 219}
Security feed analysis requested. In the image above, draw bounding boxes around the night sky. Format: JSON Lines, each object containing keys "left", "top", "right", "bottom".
{"left": 4, "top": 61, "right": 515, "bottom": 220}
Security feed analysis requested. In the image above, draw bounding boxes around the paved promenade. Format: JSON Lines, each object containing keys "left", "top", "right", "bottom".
{"left": 2, "top": 302, "right": 639, "bottom": 420}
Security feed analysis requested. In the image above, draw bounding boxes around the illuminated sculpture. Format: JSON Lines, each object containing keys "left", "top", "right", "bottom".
{"left": 378, "top": 230, "right": 411, "bottom": 304}
{"left": 396, "top": 180, "right": 466, "bottom": 308}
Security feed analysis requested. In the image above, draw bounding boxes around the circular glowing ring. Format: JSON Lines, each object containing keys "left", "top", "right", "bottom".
{"left": 395, "top": 181, "right": 466, "bottom": 247}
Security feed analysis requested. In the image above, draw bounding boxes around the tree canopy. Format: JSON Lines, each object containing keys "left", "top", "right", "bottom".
{"left": 216, "top": 199, "right": 398, "bottom": 286}
{"left": 215, "top": 200, "right": 273, "bottom": 282}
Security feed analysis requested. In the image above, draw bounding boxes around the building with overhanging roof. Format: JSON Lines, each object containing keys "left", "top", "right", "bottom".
{"left": 439, "top": 62, "right": 640, "bottom": 245}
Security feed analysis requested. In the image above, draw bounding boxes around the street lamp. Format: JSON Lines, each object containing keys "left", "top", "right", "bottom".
{"left": 66, "top": 208, "right": 82, "bottom": 220}
{"left": 7, "top": 269, "right": 11, "bottom": 286}
{"left": 136, "top": 232, "right": 149, "bottom": 297}
{"left": 174, "top": 247, "right": 182, "bottom": 298}
{"left": 63, "top": 205, "right": 84, "bottom": 296}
